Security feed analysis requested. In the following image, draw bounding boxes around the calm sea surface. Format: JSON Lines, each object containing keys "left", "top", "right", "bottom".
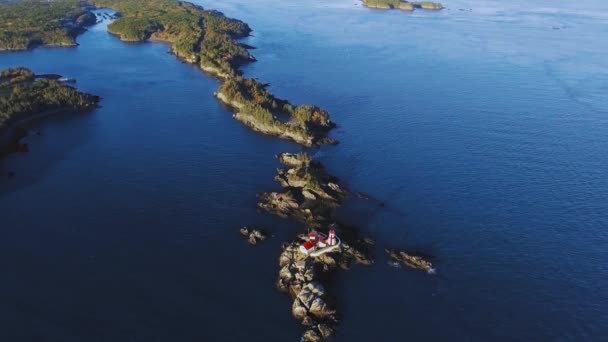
{"left": 1, "top": 0, "right": 607, "bottom": 340}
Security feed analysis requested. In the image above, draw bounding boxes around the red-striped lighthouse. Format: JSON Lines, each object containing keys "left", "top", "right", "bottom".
{"left": 327, "top": 228, "right": 336, "bottom": 246}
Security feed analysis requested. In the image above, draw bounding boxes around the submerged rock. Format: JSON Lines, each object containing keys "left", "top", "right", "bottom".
{"left": 385, "top": 248, "right": 435, "bottom": 273}
{"left": 239, "top": 227, "right": 268, "bottom": 245}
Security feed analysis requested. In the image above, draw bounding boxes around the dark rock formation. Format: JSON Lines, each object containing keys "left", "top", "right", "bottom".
{"left": 239, "top": 227, "right": 268, "bottom": 245}
{"left": 277, "top": 235, "right": 373, "bottom": 341}
{"left": 258, "top": 153, "right": 346, "bottom": 228}
{"left": 385, "top": 248, "right": 435, "bottom": 273}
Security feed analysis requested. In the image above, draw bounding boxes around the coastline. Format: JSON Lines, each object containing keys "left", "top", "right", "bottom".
{"left": 0, "top": 68, "right": 100, "bottom": 162}
{"left": 215, "top": 91, "right": 319, "bottom": 147}
{"left": 0, "top": 107, "right": 87, "bottom": 158}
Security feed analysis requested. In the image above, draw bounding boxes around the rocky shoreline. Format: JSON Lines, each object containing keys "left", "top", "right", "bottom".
{"left": 0, "top": 68, "right": 100, "bottom": 165}
{"left": 258, "top": 153, "right": 346, "bottom": 227}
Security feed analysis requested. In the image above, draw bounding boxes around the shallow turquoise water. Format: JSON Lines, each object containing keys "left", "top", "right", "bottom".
{"left": 1, "top": 1, "right": 607, "bottom": 340}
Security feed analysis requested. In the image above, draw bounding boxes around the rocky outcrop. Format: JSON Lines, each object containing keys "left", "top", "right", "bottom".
{"left": 258, "top": 152, "right": 377, "bottom": 338}
{"left": 277, "top": 238, "right": 372, "bottom": 341}
{"left": 239, "top": 227, "right": 268, "bottom": 245}
{"left": 215, "top": 90, "right": 335, "bottom": 147}
{"left": 386, "top": 248, "right": 435, "bottom": 273}
{"left": 258, "top": 153, "right": 346, "bottom": 228}
{"left": 233, "top": 112, "right": 316, "bottom": 147}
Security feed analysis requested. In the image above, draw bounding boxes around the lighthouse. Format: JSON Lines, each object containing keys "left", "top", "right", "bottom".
{"left": 327, "top": 228, "right": 336, "bottom": 246}
{"left": 299, "top": 226, "right": 341, "bottom": 256}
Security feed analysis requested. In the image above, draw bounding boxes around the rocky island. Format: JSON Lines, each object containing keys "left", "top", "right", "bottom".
{"left": 217, "top": 78, "right": 336, "bottom": 146}
{"left": 258, "top": 153, "right": 380, "bottom": 340}
{"left": 258, "top": 153, "right": 346, "bottom": 227}
{"left": 0, "top": 67, "right": 99, "bottom": 159}
{"left": 362, "top": 0, "right": 444, "bottom": 11}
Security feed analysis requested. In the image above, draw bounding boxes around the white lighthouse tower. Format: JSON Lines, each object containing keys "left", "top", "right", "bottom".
{"left": 327, "top": 228, "right": 336, "bottom": 246}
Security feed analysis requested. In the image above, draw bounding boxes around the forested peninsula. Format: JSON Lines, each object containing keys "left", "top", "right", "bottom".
{"left": 93, "top": 0, "right": 335, "bottom": 146}
{"left": 0, "top": 67, "right": 99, "bottom": 158}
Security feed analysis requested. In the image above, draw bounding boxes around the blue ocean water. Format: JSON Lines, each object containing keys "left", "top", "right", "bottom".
{"left": 1, "top": 1, "right": 607, "bottom": 340}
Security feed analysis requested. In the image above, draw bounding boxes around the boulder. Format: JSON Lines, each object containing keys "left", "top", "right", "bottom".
{"left": 293, "top": 282, "right": 335, "bottom": 319}
{"left": 302, "top": 328, "right": 322, "bottom": 342}
{"left": 317, "top": 324, "right": 334, "bottom": 339}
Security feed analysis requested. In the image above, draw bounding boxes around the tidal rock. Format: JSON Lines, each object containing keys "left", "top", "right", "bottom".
{"left": 340, "top": 244, "right": 370, "bottom": 269}
{"left": 385, "top": 248, "right": 435, "bottom": 273}
{"left": 302, "top": 328, "right": 322, "bottom": 342}
{"left": 302, "top": 189, "right": 317, "bottom": 200}
{"left": 278, "top": 152, "right": 309, "bottom": 168}
{"left": 317, "top": 324, "right": 334, "bottom": 339}
{"left": 277, "top": 236, "right": 373, "bottom": 340}
{"left": 293, "top": 282, "right": 335, "bottom": 319}
{"left": 260, "top": 153, "right": 348, "bottom": 228}
{"left": 239, "top": 227, "right": 268, "bottom": 245}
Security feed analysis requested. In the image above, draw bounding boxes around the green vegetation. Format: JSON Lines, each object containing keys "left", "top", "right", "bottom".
{"left": 0, "top": 0, "right": 94, "bottom": 50}
{"left": 362, "top": 0, "right": 443, "bottom": 11}
{"left": 92, "top": 0, "right": 252, "bottom": 76}
{"left": 0, "top": 67, "right": 99, "bottom": 131}
{"left": 0, "top": 0, "right": 336, "bottom": 146}
{"left": 218, "top": 77, "right": 335, "bottom": 145}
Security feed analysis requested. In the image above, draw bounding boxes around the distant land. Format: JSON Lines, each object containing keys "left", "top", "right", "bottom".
{"left": 362, "top": 0, "right": 443, "bottom": 11}
{"left": 0, "top": 0, "right": 96, "bottom": 50}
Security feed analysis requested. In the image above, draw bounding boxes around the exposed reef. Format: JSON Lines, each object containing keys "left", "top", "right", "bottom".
{"left": 278, "top": 233, "right": 373, "bottom": 341}
{"left": 258, "top": 153, "right": 346, "bottom": 227}
{"left": 386, "top": 248, "right": 435, "bottom": 273}
{"left": 240, "top": 227, "right": 269, "bottom": 245}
